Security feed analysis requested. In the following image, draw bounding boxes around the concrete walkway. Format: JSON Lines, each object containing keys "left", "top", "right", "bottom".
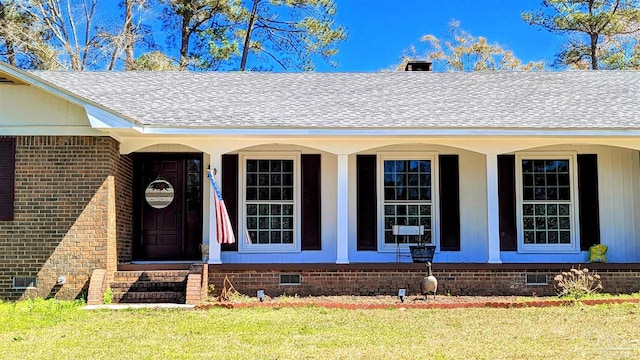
{"left": 82, "top": 303, "right": 195, "bottom": 310}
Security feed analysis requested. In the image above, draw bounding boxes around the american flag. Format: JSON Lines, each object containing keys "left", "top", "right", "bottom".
{"left": 208, "top": 170, "right": 236, "bottom": 244}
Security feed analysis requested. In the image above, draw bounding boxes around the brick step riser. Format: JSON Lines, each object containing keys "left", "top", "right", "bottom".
{"left": 114, "top": 271, "right": 190, "bottom": 278}
{"left": 113, "top": 291, "right": 185, "bottom": 304}
{"left": 113, "top": 276, "right": 188, "bottom": 283}
{"left": 111, "top": 282, "right": 186, "bottom": 293}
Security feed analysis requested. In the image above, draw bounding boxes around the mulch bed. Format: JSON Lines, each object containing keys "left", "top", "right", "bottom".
{"left": 194, "top": 295, "right": 640, "bottom": 310}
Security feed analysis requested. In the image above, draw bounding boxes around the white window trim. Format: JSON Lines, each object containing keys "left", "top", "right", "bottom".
{"left": 515, "top": 152, "right": 580, "bottom": 253}
{"left": 238, "top": 152, "right": 301, "bottom": 253}
{"left": 376, "top": 152, "right": 440, "bottom": 252}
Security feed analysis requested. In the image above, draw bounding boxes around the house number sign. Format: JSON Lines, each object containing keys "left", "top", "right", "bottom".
{"left": 145, "top": 179, "right": 175, "bottom": 209}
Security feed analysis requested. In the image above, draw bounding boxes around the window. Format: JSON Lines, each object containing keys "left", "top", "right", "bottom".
{"left": 379, "top": 153, "right": 438, "bottom": 251}
{"left": 239, "top": 153, "right": 300, "bottom": 252}
{"left": 516, "top": 153, "right": 579, "bottom": 253}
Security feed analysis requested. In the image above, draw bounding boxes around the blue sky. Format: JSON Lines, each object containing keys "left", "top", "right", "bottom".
{"left": 320, "top": 0, "right": 562, "bottom": 72}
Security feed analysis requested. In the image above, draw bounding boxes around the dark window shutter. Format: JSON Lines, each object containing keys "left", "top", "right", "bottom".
{"left": 301, "top": 154, "right": 321, "bottom": 250}
{"left": 577, "top": 154, "right": 600, "bottom": 250}
{"left": 498, "top": 155, "right": 517, "bottom": 251}
{"left": 439, "top": 155, "right": 460, "bottom": 251}
{"left": 221, "top": 154, "right": 238, "bottom": 251}
{"left": 357, "top": 155, "right": 377, "bottom": 251}
{"left": 0, "top": 138, "right": 16, "bottom": 221}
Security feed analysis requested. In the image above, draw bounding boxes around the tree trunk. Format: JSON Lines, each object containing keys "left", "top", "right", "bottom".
{"left": 124, "top": 0, "right": 135, "bottom": 70}
{"left": 179, "top": 13, "right": 191, "bottom": 70}
{"left": 590, "top": 33, "right": 598, "bottom": 70}
{"left": 240, "top": 0, "right": 259, "bottom": 71}
{"left": 5, "top": 38, "right": 16, "bottom": 67}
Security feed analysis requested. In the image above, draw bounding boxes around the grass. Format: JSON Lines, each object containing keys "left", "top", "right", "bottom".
{"left": 2, "top": 299, "right": 640, "bottom": 359}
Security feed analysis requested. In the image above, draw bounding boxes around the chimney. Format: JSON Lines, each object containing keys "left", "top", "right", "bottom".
{"left": 404, "top": 61, "right": 432, "bottom": 71}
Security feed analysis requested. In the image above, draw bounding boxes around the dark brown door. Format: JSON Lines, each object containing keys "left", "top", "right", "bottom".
{"left": 133, "top": 153, "right": 202, "bottom": 260}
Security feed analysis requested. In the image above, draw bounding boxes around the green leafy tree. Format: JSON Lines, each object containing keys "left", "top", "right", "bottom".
{"left": 159, "top": 0, "right": 242, "bottom": 70}
{"left": 133, "top": 50, "right": 179, "bottom": 70}
{"left": 238, "top": 0, "right": 346, "bottom": 71}
{"left": 523, "top": 0, "right": 640, "bottom": 69}
{"left": 396, "top": 21, "right": 543, "bottom": 72}
{"left": 0, "top": 1, "right": 59, "bottom": 69}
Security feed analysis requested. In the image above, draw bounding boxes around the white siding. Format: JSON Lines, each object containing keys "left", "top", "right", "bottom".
{"left": 0, "top": 86, "right": 89, "bottom": 127}
{"left": 348, "top": 145, "right": 489, "bottom": 263}
{"left": 221, "top": 144, "right": 337, "bottom": 263}
{"left": 502, "top": 145, "right": 640, "bottom": 263}
{"left": 211, "top": 143, "right": 639, "bottom": 264}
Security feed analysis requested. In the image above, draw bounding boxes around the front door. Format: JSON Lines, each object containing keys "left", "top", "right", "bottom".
{"left": 133, "top": 153, "right": 202, "bottom": 260}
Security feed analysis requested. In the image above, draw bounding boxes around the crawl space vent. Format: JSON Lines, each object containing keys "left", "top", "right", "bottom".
{"left": 279, "top": 274, "right": 301, "bottom": 285}
{"left": 13, "top": 276, "right": 38, "bottom": 289}
{"left": 525, "top": 273, "right": 548, "bottom": 285}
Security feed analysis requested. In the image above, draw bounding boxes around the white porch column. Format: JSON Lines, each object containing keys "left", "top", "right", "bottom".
{"left": 207, "top": 157, "right": 222, "bottom": 264}
{"left": 486, "top": 153, "right": 502, "bottom": 264}
{"left": 336, "top": 154, "right": 349, "bottom": 264}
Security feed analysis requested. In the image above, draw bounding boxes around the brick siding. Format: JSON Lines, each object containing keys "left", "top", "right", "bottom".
{"left": 114, "top": 153, "right": 133, "bottom": 263}
{"left": 0, "top": 136, "right": 133, "bottom": 301}
{"left": 208, "top": 267, "right": 640, "bottom": 298}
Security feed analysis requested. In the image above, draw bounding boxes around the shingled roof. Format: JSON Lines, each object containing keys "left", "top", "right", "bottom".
{"left": 30, "top": 70, "right": 640, "bottom": 130}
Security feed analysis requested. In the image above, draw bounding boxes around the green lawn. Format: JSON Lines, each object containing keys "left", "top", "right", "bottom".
{"left": 2, "top": 299, "right": 640, "bottom": 359}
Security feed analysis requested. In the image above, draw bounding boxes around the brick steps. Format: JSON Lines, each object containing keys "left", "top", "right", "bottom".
{"left": 111, "top": 270, "right": 189, "bottom": 304}
{"left": 114, "top": 291, "right": 186, "bottom": 304}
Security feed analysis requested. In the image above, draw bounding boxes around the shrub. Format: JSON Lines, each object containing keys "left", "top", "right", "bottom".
{"left": 554, "top": 267, "right": 603, "bottom": 299}
{"left": 102, "top": 287, "right": 113, "bottom": 304}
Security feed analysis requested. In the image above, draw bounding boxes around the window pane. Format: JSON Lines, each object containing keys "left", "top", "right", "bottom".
{"left": 282, "top": 217, "right": 293, "bottom": 229}
{"left": 246, "top": 160, "right": 257, "bottom": 173}
{"left": 247, "top": 158, "right": 296, "bottom": 250}
{"left": 524, "top": 231, "right": 534, "bottom": 244}
{"left": 282, "top": 160, "right": 293, "bottom": 172}
{"left": 282, "top": 187, "right": 293, "bottom": 200}
{"left": 523, "top": 204, "right": 534, "bottom": 216}
{"left": 520, "top": 158, "right": 573, "bottom": 248}
{"left": 247, "top": 217, "right": 257, "bottom": 230}
{"left": 385, "top": 187, "right": 395, "bottom": 201}
{"left": 246, "top": 187, "right": 257, "bottom": 201}
{"left": 523, "top": 217, "right": 534, "bottom": 229}
{"left": 258, "top": 188, "right": 270, "bottom": 200}
{"left": 408, "top": 174, "right": 419, "bottom": 186}
{"left": 270, "top": 188, "right": 281, "bottom": 200}
{"left": 247, "top": 173, "right": 257, "bottom": 186}
{"left": 408, "top": 188, "right": 419, "bottom": 200}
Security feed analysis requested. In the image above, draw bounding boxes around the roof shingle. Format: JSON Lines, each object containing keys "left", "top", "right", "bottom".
{"left": 30, "top": 70, "right": 640, "bottom": 129}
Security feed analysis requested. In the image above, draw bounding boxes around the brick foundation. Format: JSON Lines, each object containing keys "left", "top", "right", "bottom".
{"left": 208, "top": 264, "right": 640, "bottom": 297}
{"left": 0, "top": 136, "right": 133, "bottom": 301}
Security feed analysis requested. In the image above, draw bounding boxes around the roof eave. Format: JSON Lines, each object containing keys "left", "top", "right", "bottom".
{"left": 0, "top": 62, "right": 139, "bottom": 130}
